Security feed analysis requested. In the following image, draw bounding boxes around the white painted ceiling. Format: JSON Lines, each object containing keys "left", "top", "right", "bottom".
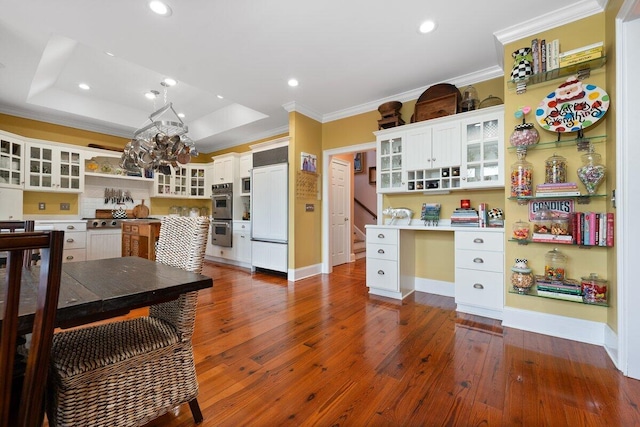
{"left": 0, "top": 0, "right": 604, "bottom": 153}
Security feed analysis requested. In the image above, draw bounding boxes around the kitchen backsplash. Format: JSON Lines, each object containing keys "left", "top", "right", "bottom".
{"left": 80, "top": 176, "right": 152, "bottom": 218}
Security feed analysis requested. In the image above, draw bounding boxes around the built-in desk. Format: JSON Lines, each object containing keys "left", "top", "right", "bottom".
{"left": 365, "top": 223, "right": 505, "bottom": 320}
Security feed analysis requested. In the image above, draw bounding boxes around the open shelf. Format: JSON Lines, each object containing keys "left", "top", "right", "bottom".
{"left": 508, "top": 135, "right": 606, "bottom": 152}
{"left": 508, "top": 56, "right": 606, "bottom": 92}
{"left": 509, "top": 286, "right": 607, "bottom": 307}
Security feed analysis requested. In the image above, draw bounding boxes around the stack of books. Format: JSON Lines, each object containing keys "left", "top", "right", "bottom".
{"left": 559, "top": 42, "right": 604, "bottom": 68}
{"left": 450, "top": 208, "right": 479, "bottom": 227}
{"left": 531, "top": 233, "right": 574, "bottom": 244}
{"left": 535, "top": 182, "right": 580, "bottom": 197}
{"left": 535, "top": 276, "right": 583, "bottom": 301}
{"left": 570, "top": 211, "right": 615, "bottom": 246}
{"left": 531, "top": 38, "right": 560, "bottom": 73}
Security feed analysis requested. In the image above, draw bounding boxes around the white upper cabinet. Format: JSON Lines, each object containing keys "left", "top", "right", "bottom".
{"left": 154, "top": 164, "right": 212, "bottom": 198}
{"left": 212, "top": 154, "right": 238, "bottom": 184}
{"left": 459, "top": 106, "right": 504, "bottom": 189}
{"left": 239, "top": 152, "right": 252, "bottom": 178}
{"left": 24, "top": 141, "right": 84, "bottom": 192}
{"left": 0, "top": 132, "right": 25, "bottom": 189}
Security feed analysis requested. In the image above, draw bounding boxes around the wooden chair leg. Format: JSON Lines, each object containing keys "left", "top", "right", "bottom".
{"left": 188, "top": 398, "right": 203, "bottom": 424}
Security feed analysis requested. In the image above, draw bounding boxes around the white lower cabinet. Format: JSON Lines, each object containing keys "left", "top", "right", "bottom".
{"left": 251, "top": 240, "right": 287, "bottom": 273}
{"left": 454, "top": 230, "right": 504, "bottom": 319}
{"left": 205, "top": 221, "right": 252, "bottom": 268}
{"left": 0, "top": 188, "right": 23, "bottom": 220}
{"left": 36, "top": 221, "right": 87, "bottom": 263}
{"left": 366, "top": 227, "right": 415, "bottom": 299}
{"left": 86, "top": 229, "right": 122, "bottom": 260}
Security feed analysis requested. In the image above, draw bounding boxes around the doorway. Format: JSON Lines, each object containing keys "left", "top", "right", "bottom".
{"left": 322, "top": 142, "right": 377, "bottom": 274}
{"left": 330, "top": 158, "right": 350, "bottom": 266}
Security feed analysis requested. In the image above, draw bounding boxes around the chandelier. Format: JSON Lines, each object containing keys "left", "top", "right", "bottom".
{"left": 120, "top": 83, "right": 198, "bottom": 175}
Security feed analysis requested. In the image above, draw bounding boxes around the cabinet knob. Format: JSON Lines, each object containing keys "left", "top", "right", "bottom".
{"left": 473, "top": 257, "right": 484, "bottom": 263}
{"left": 66, "top": 238, "right": 74, "bottom": 243}
{"left": 377, "top": 233, "right": 385, "bottom": 239}
{"left": 473, "top": 238, "right": 484, "bottom": 243}
{"left": 377, "top": 249, "right": 385, "bottom": 254}
{"left": 377, "top": 270, "right": 385, "bottom": 275}
{"left": 66, "top": 255, "right": 74, "bottom": 260}
{"left": 67, "top": 225, "right": 75, "bottom": 230}
{"left": 473, "top": 283, "right": 484, "bottom": 289}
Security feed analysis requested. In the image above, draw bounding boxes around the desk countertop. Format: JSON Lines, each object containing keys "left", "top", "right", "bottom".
{"left": 366, "top": 221, "right": 505, "bottom": 233}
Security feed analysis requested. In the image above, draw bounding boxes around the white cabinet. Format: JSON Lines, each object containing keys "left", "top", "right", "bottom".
{"left": 251, "top": 240, "right": 287, "bottom": 273}
{"left": 86, "top": 229, "right": 122, "bottom": 260}
{"left": 234, "top": 221, "right": 251, "bottom": 264}
{"left": 35, "top": 221, "right": 87, "bottom": 263}
{"left": 0, "top": 133, "right": 25, "bottom": 189}
{"left": 25, "top": 142, "right": 83, "bottom": 192}
{"left": 153, "top": 164, "right": 211, "bottom": 198}
{"left": 212, "top": 154, "right": 238, "bottom": 184}
{"left": 454, "top": 230, "right": 504, "bottom": 319}
{"left": 0, "top": 188, "right": 23, "bottom": 219}
{"left": 365, "top": 227, "right": 415, "bottom": 299}
{"left": 239, "top": 153, "right": 252, "bottom": 178}
{"left": 376, "top": 135, "right": 404, "bottom": 193}
{"left": 459, "top": 106, "right": 504, "bottom": 189}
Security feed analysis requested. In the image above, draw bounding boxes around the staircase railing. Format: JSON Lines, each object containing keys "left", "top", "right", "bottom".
{"left": 354, "top": 198, "right": 377, "bottom": 221}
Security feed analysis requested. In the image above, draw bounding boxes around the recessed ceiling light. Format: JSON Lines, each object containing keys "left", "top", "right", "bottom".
{"left": 418, "top": 20, "right": 437, "bottom": 34}
{"left": 163, "top": 77, "right": 177, "bottom": 86}
{"left": 78, "top": 83, "right": 90, "bottom": 90}
{"left": 149, "top": 1, "right": 172, "bottom": 16}
{"left": 145, "top": 90, "right": 159, "bottom": 100}
{"left": 105, "top": 51, "right": 115, "bottom": 57}
{"left": 288, "top": 78, "right": 299, "bottom": 87}
{"left": 177, "top": 113, "right": 185, "bottom": 118}
{"left": 217, "top": 95, "right": 224, "bottom": 99}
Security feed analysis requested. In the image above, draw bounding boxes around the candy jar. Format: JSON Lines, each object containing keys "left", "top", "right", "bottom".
{"left": 509, "top": 106, "right": 539, "bottom": 148}
{"left": 510, "top": 151, "right": 533, "bottom": 197}
{"left": 511, "top": 258, "right": 534, "bottom": 293}
{"left": 512, "top": 220, "right": 530, "bottom": 240}
{"left": 545, "top": 153, "right": 567, "bottom": 184}
{"left": 533, "top": 208, "right": 553, "bottom": 234}
{"left": 577, "top": 146, "right": 606, "bottom": 194}
{"left": 550, "top": 214, "right": 570, "bottom": 236}
{"left": 545, "top": 248, "right": 567, "bottom": 281}
{"left": 581, "top": 273, "right": 608, "bottom": 303}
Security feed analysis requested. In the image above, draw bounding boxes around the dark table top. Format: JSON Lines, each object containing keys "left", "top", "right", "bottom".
{"left": 1, "top": 256, "right": 213, "bottom": 334}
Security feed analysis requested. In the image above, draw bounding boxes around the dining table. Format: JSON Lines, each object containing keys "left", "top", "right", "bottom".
{"left": 0, "top": 256, "right": 213, "bottom": 334}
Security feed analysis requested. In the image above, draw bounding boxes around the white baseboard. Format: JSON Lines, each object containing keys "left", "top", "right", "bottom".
{"left": 502, "top": 307, "right": 605, "bottom": 346}
{"left": 289, "top": 263, "right": 322, "bottom": 281}
{"left": 604, "top": 325, "right": 619, "bottom": 370}
{"left": 204, "top": 256, "right": 251, "bottom": 270}
{"left": 415, "top": 278, "right": 455, "bottom": 298}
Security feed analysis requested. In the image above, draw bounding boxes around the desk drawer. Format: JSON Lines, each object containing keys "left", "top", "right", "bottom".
{"left": 455, "top": 249, "right": 503, "bottom": 272}
{"left": 366, "top": 243, "right": 397, "bottom": 261}
{"left": 455, "top": 268, "right": 503, "bottom": 310}
{"left": 63, "top": 248, "right": 86, "bottom": 263}
{"left": 455, "top": 231, "right": 503, "bottom": 251}
{"left": 366, "top": 259, "right": 398, "bottom": 292}
{"left": 366, "top": 228, "right": 398, "bottom": 245}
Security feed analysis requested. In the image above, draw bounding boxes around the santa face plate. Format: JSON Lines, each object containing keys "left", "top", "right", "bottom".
{"left": 536, "top": 77, "right": 610, "bottom": 133}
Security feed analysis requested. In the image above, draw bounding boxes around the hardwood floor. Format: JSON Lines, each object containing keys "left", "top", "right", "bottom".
{"left": 121, "top": 260, "right": 640, "bottom": 425}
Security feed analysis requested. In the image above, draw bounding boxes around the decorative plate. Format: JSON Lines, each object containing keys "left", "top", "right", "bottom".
{"left": 535, "top": 76, "right": 609, "bottom": 133}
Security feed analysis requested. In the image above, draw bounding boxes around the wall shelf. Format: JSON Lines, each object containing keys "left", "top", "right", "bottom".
{"left": 508, "top": 56, "right": 606, "bottom": 93}
{"left": 509, "top": 286, "right": 607, "bottom": 307}
{"left": 508, "top": 135, "right": 606, "bottom": 152}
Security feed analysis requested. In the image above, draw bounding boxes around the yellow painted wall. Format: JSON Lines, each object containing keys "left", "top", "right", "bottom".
{"left": 502, "top": 13, "right": 611, "bottom": 324}
{"left": 204, "top": 133, "right": 289, "bottom": 158}
{"left": 23, "top": 192, "right": 79, "bottom": 215}
{"left": 289, "top": 112, "right": 323, "bottom": 268}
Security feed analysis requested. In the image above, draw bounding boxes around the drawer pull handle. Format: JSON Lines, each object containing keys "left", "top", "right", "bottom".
{"left": 473, "top": 238, "right": 484, "bottom": 243}
{"left": 377, "top": 270, "right": 385, "bottom": 275}
{"left": 473, "top": 257, "right": 484, "bottom": 263}
{"left": 377, "top": 249, "right": 385, "bottom": 254}
{"left": 377, "top": 233, "right": 385, "bottom": 239}
{"left": 66, "top": 255, "right": 74, "bottom": 260}
{"left": 67, "top": 225, "right": 75, "bottom": 230}
{"left": 66, "top": 238, "right": 74, "bottom": 243}
{"left": 473, "top": 283, "right": 484, "bottom": 290}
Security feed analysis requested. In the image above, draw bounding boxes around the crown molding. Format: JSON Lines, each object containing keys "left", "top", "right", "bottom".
{"left": 322, "top": 65, "right": 504, "bottom": 124}
{"left": 282, "top": 101, "right": 323, "bottom": 122}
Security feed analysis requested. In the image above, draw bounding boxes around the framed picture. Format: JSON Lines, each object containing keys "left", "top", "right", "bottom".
{"left": 354, "top": 152, "right": 364, "bottom": 173}
{"left": 369, "top": 166, "right": 376, "bottom": 184}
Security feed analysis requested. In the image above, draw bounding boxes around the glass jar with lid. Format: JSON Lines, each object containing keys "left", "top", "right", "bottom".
{"left": 577, "top": 146, "right": 606, "bottom": 194}
{"left": 581, "top": 273, "right": 608, "bottom": 303}
{"left": 510, "top": 151, "right": 533, "bottom": 197}
{"left": 545, "top": 248, "right": 567, "bottom": 281}
{"left": 509, "top": 123, "right": 539, "bottom": 148}
{"left": 512, "top": 220, "right": 530, "bottom": 240}
{"left": 533, "top": 208, "right": 553, "bottom": 234}
{"left": 550, "top": 214, "right": 570, "bottom": 236}
{"left": 168, "top": 205, "right": 180, "bottom": 216}
{"left": 511, "top": 258, "right": 534, "bottom": 294}
{"left": 545, "top": 153, "right": 567, "bottom": 184}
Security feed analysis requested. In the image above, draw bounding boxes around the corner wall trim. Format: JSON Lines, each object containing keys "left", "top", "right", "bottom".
{"left": 290, "top": 263, "right": 323, "bottom": 281}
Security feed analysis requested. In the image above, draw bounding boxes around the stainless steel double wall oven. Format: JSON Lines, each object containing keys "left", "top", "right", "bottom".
{"left": 211, "top": 183, "right": 232, "bottom": 247}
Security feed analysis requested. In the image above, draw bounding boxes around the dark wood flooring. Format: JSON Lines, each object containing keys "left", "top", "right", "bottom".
{"left": 94, "top": 259, "right": 640, "bottom": 425}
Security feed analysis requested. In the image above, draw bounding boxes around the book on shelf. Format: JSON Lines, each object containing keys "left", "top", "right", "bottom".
{"left": 558, "top": 41, "right": 603, "bottom": 59}
{"left": 606, "top": 212, "right": 614, "bottom": 246}
{"left": 536, "top": 182, "right": 578, "bottom": 190}
{"left": 560, "top": 51, "right": 603, "bottom": 68}
{"left": 549, "top": 39, "right": 560, "bottom": 70}
{"left": 535, "top": 191, "right": 582, "bottom": 197}
{"left": 540, "top": 39, "right": 547, "bottom": 73}
{"left": 536, "top": 289, "right": 585, "bottom": 302}
{"left": 531, "top": 38, "right": 540, "bottom": 74}
{"left": 531, "top": 233, "right": 574, "bottom": 243}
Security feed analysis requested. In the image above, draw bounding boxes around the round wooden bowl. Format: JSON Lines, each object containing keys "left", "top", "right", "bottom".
{"left": 378, "top": 101, "right": 402, "bottom": 115}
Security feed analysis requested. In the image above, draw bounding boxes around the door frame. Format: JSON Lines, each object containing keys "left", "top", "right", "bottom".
{"left": 322, "top": 141, "right": 376, "bottom": 274}
{"left": 329, "top": 158, "right": 351, "bottom": 267}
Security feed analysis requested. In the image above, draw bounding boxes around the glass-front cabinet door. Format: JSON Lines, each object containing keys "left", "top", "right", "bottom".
{"left": 0, "top": 135, "right": 24, "bottom": 188}
{"left": 58, "top": 149, "right": 82, "bottom": 190}
{"left": 27, "top": 144, "right": 54, "bottom": 190}
{"left": 377, "top": 135, "right": 404, "bottom": 192}
{"left": 189, "top": 166, "right": 207, "bottom": 197}
{"left": 25, "top": 142, "right": 84, "bottom": 192}
{"left": 460, "top": 108, "right": 504, "bottom": 189}
{"left": 173, "top": 166, "right": 188, "bottom": 196}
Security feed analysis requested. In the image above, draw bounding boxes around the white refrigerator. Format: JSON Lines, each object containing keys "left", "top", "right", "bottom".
{"left": 251, "top": 163, "right": 288, "bottom": 273}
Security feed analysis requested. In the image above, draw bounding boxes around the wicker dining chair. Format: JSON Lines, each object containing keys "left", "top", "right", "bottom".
{"left": 47, "top": 216, "right": 210, "bottom": 427}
